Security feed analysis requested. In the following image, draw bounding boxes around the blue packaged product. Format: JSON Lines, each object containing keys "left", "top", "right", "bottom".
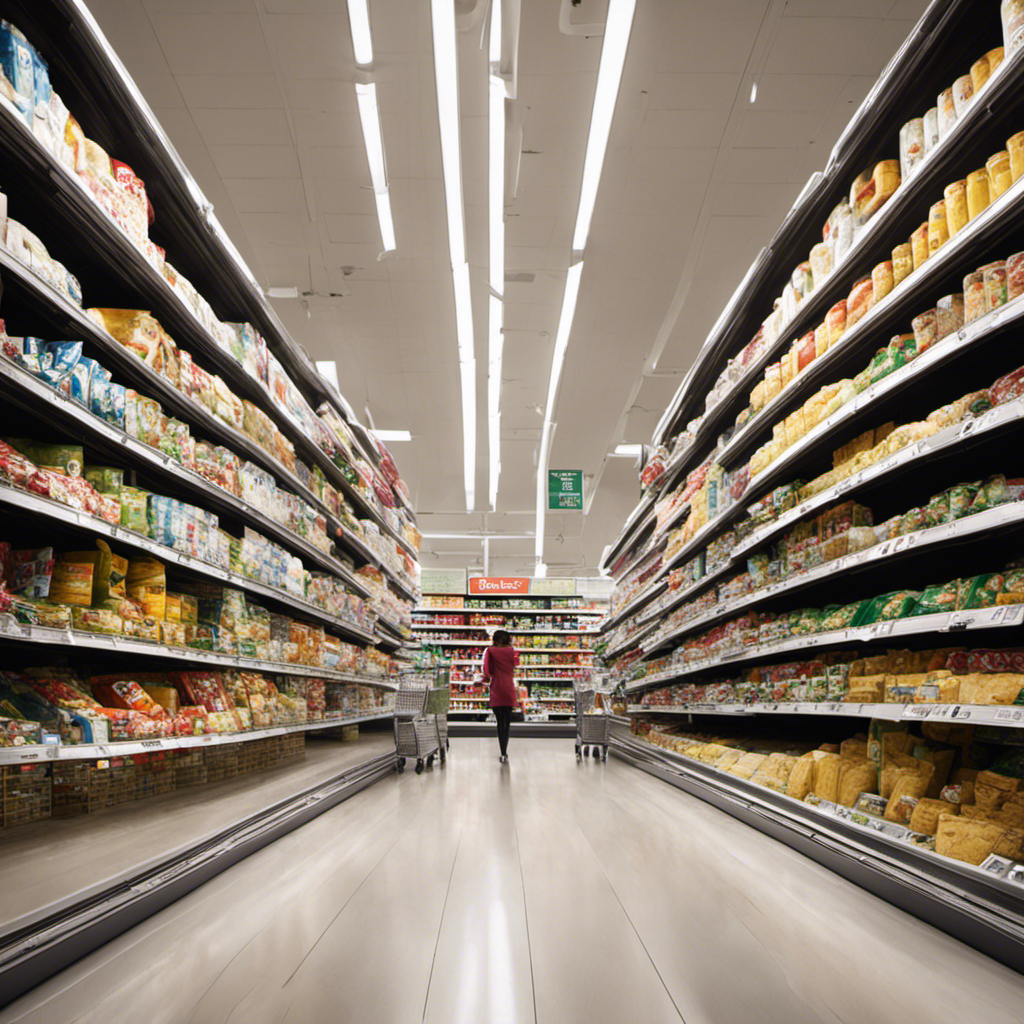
{"left": 30, "top": 43, "right": 49, "bottom": 116}
{"left": 91, "top": 378, "right": 126, "bottom": 428}
{"left": 18, "top": 338, "right": 82, "bottom": 386}
{"left": 64, "top": 270, "right": 82, "bottom": 306}
{"left": 0, "top": 21, "right": 35, "bottom": 124}
{"left": 69, "top": 355, "right": 98, "bottom": 406}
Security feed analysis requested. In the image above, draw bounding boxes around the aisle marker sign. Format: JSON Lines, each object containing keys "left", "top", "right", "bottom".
{"left": 549, "top": 469, "right": 583, "bottom": 510}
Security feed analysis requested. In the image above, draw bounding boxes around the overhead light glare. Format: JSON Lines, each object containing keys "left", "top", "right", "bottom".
{"left": 488, "top": 1, "right": 505, "bottom": 511}
{"left": 750, "top": 80, "right": 757, "bottom": 103}
{"left": 571, "top": 0, "right": 637, "bottom": 253}
{"left": 355, "top": 82, "right": 396, "bottom": 252}
{"left": 612, "top": 443, "right": 643, "bottom": 457}
{"left": 266, "top": 286, "right": 299, "bottom": 299}
{"left": 346, "top": 0, "right": 374, "bottom": 66}
{"left": 370, "top": 429, "right": 412, "bottom": 442}
{"left": 315, "top": 360, "right": 339, "bottom": 389}
{"left": 534, "top": 561, "right": 548, "bottom": 579}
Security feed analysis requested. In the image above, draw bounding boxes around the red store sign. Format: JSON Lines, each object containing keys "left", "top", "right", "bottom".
{"left": 468, "top": 577, "right": 531, "bottom": 595}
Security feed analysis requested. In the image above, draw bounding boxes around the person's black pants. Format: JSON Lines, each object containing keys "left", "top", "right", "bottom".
{"left": 493, "top": 706, "right": 513, "bottom": 756}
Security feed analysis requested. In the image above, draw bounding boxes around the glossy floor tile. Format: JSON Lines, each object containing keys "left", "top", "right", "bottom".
{"left": 5, "top": 738, "right": 1024, "bottom": 1024}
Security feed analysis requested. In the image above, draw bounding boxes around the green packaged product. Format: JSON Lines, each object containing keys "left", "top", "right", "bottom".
{"left": 923, "top": 491, "right": 951, "bottom": 528}
{"left": 855, "top": 590, "right": 920, "bottom": 624}
{"left": 913, "top": 580, "right": 960, "bottom": 616}
{"left": 119, "top": 486, "right": 149, "bottom": 533}
{"left": 948, "top": 482, "right": 980, "bottom": 519}
{"left": 895, "top": 507, "right": 928, "bottom": 536}
{"left": 84, "top": 466, "right": 124, "bottom": 494}
{"left": 971, "top": 475, "right": 1011, "bottom": 513}
{"left": 957, "top": 573, "right": 1005, "bottom": 609}
{"left": 821, "top": 602, "right": 866, "bottom": 631}
{"left": 793, "top": 608, "right": 824, "bottom": 635}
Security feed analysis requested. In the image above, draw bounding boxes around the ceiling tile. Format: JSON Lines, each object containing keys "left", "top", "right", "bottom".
{"left": 206, "top": 143, "right": 300, "bottom": 179}
{"left": 148, "top": 13, "right": 271, "bottom": 75}
{"left": 191, "top": 107, "right": 294, "bottom": 147}
{"left": 223, "top": 178, "right": 308, "bottom": 214}
{"left": 264, "top": 13, "right": 354, "bottom": 79}
{"left": 647, "top": 72, "right": 743, "bottom": 111}
{"left": 175, "top": 74, "right": 285, "bottom": 109}
{"left": 637, "top": 108, "right": 730, "bottom": 149}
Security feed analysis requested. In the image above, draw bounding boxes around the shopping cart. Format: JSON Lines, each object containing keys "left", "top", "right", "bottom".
{"left": 426, "top": 685, "right": 450, "bottom": 762}
{"left": 574, "top": 678, "right": 613, "bottom": 762}
{"left": 394, "top": 678, "right": 441, "bottom": 774}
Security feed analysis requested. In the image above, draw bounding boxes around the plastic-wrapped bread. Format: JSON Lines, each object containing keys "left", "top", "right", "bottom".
{"left": 921, "top": 107, "right": 939, "bottom": 156}
{"left": 786, "top": 755, "right": 816, "bottom": 801}
{"left": 910, "top": 798, "right": 959, "bottom": 835}
{"left": 987, "top": 150, "right": 1013, "bottom": 198}
{"left": 956, "top": 672, "right": 1024, "bottom": 704}
{"left": 936, "top": 813, "right": 1023, "bottom": 864}
{"left": 846, "top": 278, "right": 874, "bottom": 328}
{"left": 965, "top": 168, "right": 991, "bottom": 220}
{"left": 1007, "top": 252, "right": 1024, "bottom": 300}
{"left": 814, "top": 322, "right": 830, "bottom": 359}
{"left": 826, "top": 199, "right": 855, "bottom": 264}
{"left": 983, "top": 261, "right": 1008, "bottom": 312}
{"left": 1003, "top": 0, "right": 1024, "bottom": 54}
{"left": 750, "top": 753, "right": 798, "bottom": 793}
{"left": 809, "top": 242, "right": 832, "bottom": 288}
{"left": 1009, "top": 130, "right": 1024, "bottom": 183}
{"left": 871, "top": 260, "right": 894, "bottom": 305}
{"left": 963, "top": 268, "right": 987, "bottom": 323}
{"left": 837, "top": 759, "right": 877, "bottom": 807}
{"left": 910, "top": 222, "right": 930, "bottom": 269}
{"left": 951, "top": 74, "right": 974, "bottom": 118}
{"left": 812, "top": 752, "right": 841, "bottom": 802}
{"left": 899, "top": 118, "right": 925, "bottom": 179}
{"left": 943, "top": 180, "right": 968, "bottom": 236}
{"left": 975, "top": 771, "right": 1020, "bottom": 813}
{"left": 971, "top": 55, "right": 993, "bottom": 94}
{"left": 911, "top": 310, "right": 937, "bottom": 353}
{"left": 826, "top": 300, "right": 847, "bottom": 347}
{"left": 927, "top": 200, "right": 949, "bottom": 252}
{"left": 725, "top": 751, "right": 767, "bottom": 780}
{"left": 891, "top": 242, "right": 913, "bottom": 287}
{"left": 937, "top": 87, "right": 957, "bottom": 141}
{"left": 849, "top": 160, "right": 900, "bottom": 229}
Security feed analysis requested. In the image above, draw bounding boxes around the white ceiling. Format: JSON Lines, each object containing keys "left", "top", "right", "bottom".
{"left": 86, "top": 0, "right": 926, "bottom": 577}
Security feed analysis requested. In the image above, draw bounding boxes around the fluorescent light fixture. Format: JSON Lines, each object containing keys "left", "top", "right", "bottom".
{"left": 536, "top": 0, "right": 636, "bottom": 571}
{"left": 432, "top": 0, "right": 476, "bottom": 511}
{"left": 612, "top": 443, "right": 643, "bottom": 457}
{"left": 266, "top": 285, "right": 299, "bottom": 299}
{"left": 370, "top": 429, "right": 412, "bottom": 442}
{"left": 354, "top": 82, "right": 396, "bottom": 252}
{"left": 431, "top": 0, "right": 468, "bottom": 268}
{"left": 316, "top": 360, "right": 340, "bottom": 389}
{"left": 571, "top": 0, "right": 637, "bottom": 253}
{"left": 422, "top": 533, "right": 533, "bottom": 540}
{"left": 346, "top": 0, "right": 374, "bottom": 66}
{"left": 488, "top": 0, "right": 505, "bottom": 511}
{"left": 534, "top": 561, "right": 548, "bottom": 579}
{"left": 749, "top": 80, "right": 757, "bottom": 103}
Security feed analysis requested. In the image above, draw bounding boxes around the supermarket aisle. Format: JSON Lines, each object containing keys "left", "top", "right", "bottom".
{"left": 5, "top": 738, "right": 1024, "bottom": 1024}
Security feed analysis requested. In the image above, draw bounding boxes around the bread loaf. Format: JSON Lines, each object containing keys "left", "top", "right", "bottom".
{"left": 909, "top": 798, "right": 958, "bottom": 835}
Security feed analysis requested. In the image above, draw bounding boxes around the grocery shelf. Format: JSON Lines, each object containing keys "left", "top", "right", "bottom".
{"left": 411, "top": 625, "right": 600, "bottom": 636}
{"left": 601, "top": 621, "right": 660, "bottom": 661}
{"left": 414, "top": 640, "right": 593, "bottom": 651}
{"left": 626, "top": 701, "right": 1024, "bottom": 727}
{"left": 623, "top": 605, "right": 1024, "bottom": 694}
{"left": 0, "top": 711, "right": 395, "bottom": 765}
{"left": 0, "top": 483, "right": 381, "bottom": 645}
{"left": 0, "top": 351, "right": 372, "bottom": 601}
{"left": 644, "top": 501, "right": 1024, "bottom": 657}
{"left": 600, "top": 495, "right": 656, "bottom": 573}
{"left": 0, "top": 612, "right": 394, "bottom": 678}
{"left": 611, "top": 727, "right": 1024, "bottom": 976}
{"left": 651, "top": 0, "right": 1019, "bottom": 454}
{"left": 416, "top": 605, "right": 605, "bottom": 615}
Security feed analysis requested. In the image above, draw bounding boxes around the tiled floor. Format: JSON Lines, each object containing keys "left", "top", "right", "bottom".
{"left": 5, "top": 737, "right": 1024, "bottom": 1024}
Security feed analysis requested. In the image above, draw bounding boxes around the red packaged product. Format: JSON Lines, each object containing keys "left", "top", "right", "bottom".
{"left": 990, "top": 365, "right": 1024, "bottom": 406}
{"left": 168, "top": 670, "right": 234, "bottom": 714}
{"left": 946, "top": 649, "right": 1024, "bottom": 674}
{"left": 1007, "top": 252, "right": 1024, "bottom": 302}
{"left": 795, "top": 331, "right": 816, "bottom": 372}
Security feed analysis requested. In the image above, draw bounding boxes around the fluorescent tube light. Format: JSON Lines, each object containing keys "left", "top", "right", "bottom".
{"left": 536, "top": 0, "right": 636, "bottom": 571}
{"left": 431, "top": 0, "right": 467, "bottom": 269}
{"left": 370, "top": 429, "right": 412, "bottom": 441}
{"left": 315, "top": 360, "right": 340, "bottom": 389}
{"left": 346, "top": 0, "right": 374, "bottom": 66}
{"left": 266, "top": 286, "right": 299, "bottom": 299}
{"left": 488, "top": 0, "right": 505, "bottom": 511}
{"left": 432, "top": 0, "right": 476, "bottom": 512}
{"left": 355, "top": 82, "right": 396, "bottom": 252}
{"left": 571, "top": 0, "right": 637, "bottom": 253}
{"left": 612, "top": 443, "right": 643, "bottom": 457}
{"left": 749, "top": 80, "right": 757, "bottom": 103}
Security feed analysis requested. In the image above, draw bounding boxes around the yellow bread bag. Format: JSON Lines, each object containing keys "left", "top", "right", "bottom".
{"left": 909, "top": 798, "right": 959, "bottom": 835}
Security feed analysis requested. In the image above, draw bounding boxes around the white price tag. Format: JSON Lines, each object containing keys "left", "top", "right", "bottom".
{"left": 868, "top": 620, "right": 895, "bottom": 638}
{"left": 995, "top": 708, "right": 1024, "bottom": 723}
{"left": 141, "top": 739, "right": 162, "bottom": 748}
{"left": 904, "top": 705, "right": 932, "bottom": 719}
{"left": 951, "top": 705, "right": 972, "bottom": 720}
{"left": 878, "top": 541, "right": 892, "bottom": 558}
{"left": 1003, "top": 606, "right": 1024, "bottom": 625}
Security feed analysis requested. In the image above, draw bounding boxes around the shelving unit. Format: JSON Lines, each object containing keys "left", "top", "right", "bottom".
{"left": 597, "top": 0, "right": 1024, "bottom": 969}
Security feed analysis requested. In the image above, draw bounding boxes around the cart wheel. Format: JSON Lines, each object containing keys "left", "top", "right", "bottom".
{"left": 602, "top": 748, "right": 608, "bottom": 762}
{"left": 397, "top": 758, "right": 405, "bottom": 773}
{"left": 591, "top": 746, "right": 599, "bottom": 758}
{"left": 427, "top": 754, "right": 435, "bottom": 769}
{"left": 446, "top": 739, "right": 450, "bottom": 750}
{"left": 439, "top": 749, "right": 446, "bottom": 765}
{"left": 575, "top": 743, "right": 581, "bottom": 761}
{"left": 415, "top": 759, "right": 424, "bottom": 774}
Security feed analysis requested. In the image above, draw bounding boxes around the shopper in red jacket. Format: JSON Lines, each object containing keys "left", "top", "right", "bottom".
{"left": 481, "top": 629, "right": 519, "bottom": 763}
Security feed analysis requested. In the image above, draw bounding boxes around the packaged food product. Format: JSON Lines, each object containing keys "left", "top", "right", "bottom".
{"left": 914, "top": 581, "right": 959, "bottom": 616}
{"left": 891, "top": 242, "right": 913, "bottom": 287}
{"left": 1008, "top": 251, "right": 1024, "bottom": 302}
{"left": 826, "top": 200, "right": 854, "bottom": 264}
{"left": 1009, "top": 130, "right": 1024, "bottom": 183}
{"left": 849, "top": 160, "right": 900, "bottom": 229}
{"left": 825, "top": 301, "right": 847, "bottom": 348}
{"left": 987, "top": 150, "right": 1013, "bottom": 199}
{"left": 1003, "top": 0, "right": 1024, "bottom": 54}
{"left": 984, "top": 261, "right": 1008, "bottom": 312}
{"left": 958, "top": 573, "right": 1005, "bottom": 609}
{"left": 4, "top": 546, "right": 54, "bottom": 597}
{"left": 910, "top": 310, "right": 937, "bottom": 353}
{"left": 951, "top": 74, "right": 974, "bottom": 118}
{"left": 965, "top": 168, "right": 991, "bottom": 222}
{"left": 72, "top": 605, "right": 122, "bottom": 634}
{"left": 935, "top": 294, "right": 964, "bottom": 341}
{"left": 927, "top": 200, "right": 948, "bottom": 253}
{"left": 922, "top": 106, "right": 939, "bottom": 155}
{"left": 60, "top": 541, "right": 126, "bottom": 603}
{"left": 846, "top": 278, "right": 873, "bottom": 328}
{"left": 899, "top": 118, "right": 925, "bottom": 179}
{"left": 963, "top": 268, "right": 987, "bottom": 323}
{"left": 809, "top": 242, "right": 831, "bottom": 288}
{"left": 943, "top": 179, "right": 968, "bottom": 236}
{"left": 937, "top": 87, "right": 957, "bottom": 141}
{"left": 49, "top": 559, "right": 94, "bottom": 606}
{"left": 970, "top": 56, "right": 993, "bottom": 95}
{"left": 813, "top": 322, "right": 829, "bottom": 359}
{"left": 795, "top": 332, "right": 815, "bottom": 372}
{"left": 910, "top": 222, "right": 929, "bottom": 270}
{"left": 870, "top": 261, "right": 893, "bottom": 306}
{"left": 126, "top": 556, "right": 166, "bottom": 619}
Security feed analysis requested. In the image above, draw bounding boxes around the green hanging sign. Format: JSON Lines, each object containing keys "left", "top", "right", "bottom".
{"left": 548, "top": 469, "right": 583, "bottom": 510}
